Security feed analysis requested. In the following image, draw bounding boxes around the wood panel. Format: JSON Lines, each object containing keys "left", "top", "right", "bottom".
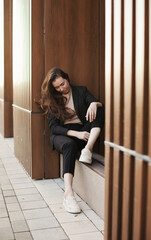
{"left": 105, "top": 0, "right": 151, "bottom": 239}
{"left": 104, "top": 146, "right": 113, "bottom": 240}
{"left": 13, "top": 107, "right": 31, "bottom": 176}
{"left": 31, "top": 0, "right": 44, "bottom": 112}
{"left": 31, "top": 113, "right": 44, "bottom": 179}
{"left": 0, "top": 100, "right": 4, "bottom": 136}
{"left": 145, "top": 0, "right": 151, "bottom": 238}
{"left": 44, "top": 117, "right": 59, "bottom": 178}
{"left": 133, "top": 1, "right": 147, "bottom": 239}
{"left": 13, "top": 0, "right": 30, "bottom": 109}
{"left": 0, "top": 0, "right": 4, "bottom": 99}
{"left": 111, "top": 1, "right": 124, "bottom": 239}
{"left": 121, "top": 1, "right": 135, "bottom": 239}
{"left": 105, "top": 0, "right": 113, "bottom": 238}
{"left": 0, "top": 0, "right": 13, "bottom": 137}
{"left": 45, "top": 0, "right": 100, "bottom": 98}
{"left": 148, "top": 0, "right": 151, "bottom": 159}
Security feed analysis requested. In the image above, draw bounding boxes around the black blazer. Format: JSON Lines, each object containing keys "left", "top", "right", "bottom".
{"left": 48, "top": 85, "right": 101, "bottom": 151}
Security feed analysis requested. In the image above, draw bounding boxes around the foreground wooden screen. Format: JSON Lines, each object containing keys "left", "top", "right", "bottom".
{"left": 105, "top": 0, "right": 151, "bottom": 239}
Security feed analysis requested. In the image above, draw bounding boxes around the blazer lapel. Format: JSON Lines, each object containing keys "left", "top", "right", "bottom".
{"left": 71, "top": 85, "right": 79, "bottom": 113}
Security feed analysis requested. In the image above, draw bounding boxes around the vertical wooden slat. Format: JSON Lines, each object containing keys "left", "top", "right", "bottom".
{"left": 105, "top": 0, "right": 112, "bottom": 142}
{"left": 146, "top": 0, "right": 151, "bottom": 238}
{"left": 122, "top": 1, "right": 134, "bottom": 239}
{"left": 111, "top": 0, "right": 123, "bottom": 239}
{"left": 149, "top": 0, "right": 151, "bottom": 159}
{"left": 105, "top": 0, "right": 113, "bottom": 239}
{"left": 146, "top": 164, "right": 151, "bottom": 239}
{"left": 105, "top": 146, "right": 113, "bottom": 240}
{"left": 133, "top": 0, "right": 146, "bottom": 239}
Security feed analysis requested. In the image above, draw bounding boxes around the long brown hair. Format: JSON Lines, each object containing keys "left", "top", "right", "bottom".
{"left": 40, "top": 67, "right": 76, "bottom": 121}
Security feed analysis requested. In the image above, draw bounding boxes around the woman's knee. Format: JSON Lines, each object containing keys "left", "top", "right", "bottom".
{"left": 62, "top": 140, "right": 78, "bottom": 153}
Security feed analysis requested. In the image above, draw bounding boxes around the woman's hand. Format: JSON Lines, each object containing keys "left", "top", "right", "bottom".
{"left": 86, "top": 102, "right": 98, "bottom": 122}
{"left": 67, "top": 130, "right": 90, "bottom": 141}
{"left": 76, "top": 131, "right": 90, "bottom": 141}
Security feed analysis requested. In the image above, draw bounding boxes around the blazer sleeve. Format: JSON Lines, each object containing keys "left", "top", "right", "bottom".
{"left": 48, "top": 114, "right": 68, "bottom": 136}
{"left": 84, "top": 87, "right": 99, "bottom": 107}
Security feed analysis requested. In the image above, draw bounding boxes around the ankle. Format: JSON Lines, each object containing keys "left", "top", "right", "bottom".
{"left": 84, "top": 145, "right": 93, "bottom": 152}
{"left": 64, "top": 189, "right": 74, "bottom": 199}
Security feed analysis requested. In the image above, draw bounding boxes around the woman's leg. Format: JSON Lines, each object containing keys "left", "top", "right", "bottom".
{"left": 53, "top": 136, "right": 78, "bottom": 198}
{"left": 64, "top": 173, "right": 74, "bottom": 198}
{"left": 79, "top": 127, "right": 101, "bottom": 164}
{"left": 85, "top": 127, "right": 101, "bottom": 152}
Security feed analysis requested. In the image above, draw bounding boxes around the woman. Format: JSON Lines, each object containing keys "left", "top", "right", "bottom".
{"left": 40, "top": 67, "right": 104, "bottom": 214}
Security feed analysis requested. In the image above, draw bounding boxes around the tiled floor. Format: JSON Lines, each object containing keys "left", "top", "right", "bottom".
{"left": 0, "top": 134, "right": 104, "bottom": 240}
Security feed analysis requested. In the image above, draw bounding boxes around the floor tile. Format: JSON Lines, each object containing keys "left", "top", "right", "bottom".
{"left": 49, "top": 203, "right": 64, "bottom": 213}
{"left": 17, "top": 193, "right": 43, "bottom": 202}
{"left": 11, "top": 220, "right": 29, "bottom": 232}
{"left": 92, "top": 218, "right": 104, "bottom": 231}
{"left": 0, "top": 227, "right": 14, "bottom": 240}
{"left": 31, "top": 228, "right": 68, "bottom": 240}
{"left": 3, "top": 190, "right": 15, "bottom": 197}
{"left": 1, "top": 184, "right": 13, "bottom": 190}
{"left": 15, "top": 232, "right": 33, "bottom": 240}
{"left": 54, "top": 212, "right": 87, "bottom": 223}
{"left": 15, "top": 188, "right": 39, "bottom": 196}
{"left": 6, "top": 202, "right": 21, "bottom": 212}
{"left": 0, "top": 200, "right": 5, "bottom": 208}
{"left": 9, "top": 211, "right": 25, "bottom": 221}
{"left": 20, "top": 200, "right": 47, "bottom": 210}
{"left": 12, "top": 183, "right": 34, "bottom": 189}
{"left": 0, "top": 217, "right": 11, "bottom": 228}
{"left": 27, "top": 216, "right": 59, "bottom": 230}
{"left": 23, "top": 208, "right": 53, "bottom": 220}
{"left": 61, "top": 220, "right": 97, "bottom": 235}
{"left": 0, "top": 208, "right": 8, "bottom": 217}
{"left": 5, "top": 196, "right": 18, "bottom": 204}
{"left": 69, "top": 231, "right": 104, "bottom": 240}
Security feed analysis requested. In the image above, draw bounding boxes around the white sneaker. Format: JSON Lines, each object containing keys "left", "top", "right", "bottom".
{"left": 63, "top": 196, "right": 81, "bottom": 214}
{"left": 79, "top": 148, "right": 92, "bottom": 164}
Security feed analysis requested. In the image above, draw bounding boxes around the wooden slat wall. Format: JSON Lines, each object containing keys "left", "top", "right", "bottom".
{"left": 105, "top": 0, "right": 151, "bottom": 239}
{"left": 0, "top": 0, "right": 13, "bottom": 137}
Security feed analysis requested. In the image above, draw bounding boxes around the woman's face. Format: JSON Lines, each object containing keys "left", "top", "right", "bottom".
{"left": 52, "top": 77, "right": 70, "bottom": 94}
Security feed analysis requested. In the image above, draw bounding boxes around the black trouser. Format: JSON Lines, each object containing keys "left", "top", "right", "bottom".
{"left": 53, "top": 106, "right": 104, "bottom": 176}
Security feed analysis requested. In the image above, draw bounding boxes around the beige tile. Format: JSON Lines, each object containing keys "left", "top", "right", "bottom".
{"left": 15, "top": 232, "right": 33, "bottom": 240}
{"left": 31, "top": 228, "right": 68, "bottom": 240}
{"left": 78, "top": 201, "right": 90, "bottom": 211}
{"left": 9, "top": 173, "right": 28, "bottom": 179}
{"left": 5, "top": 196, "right": 18, "bottom": 204}
{"left": 0, "top": 217, "right": 11, "bottom": 228}
{"left": 27, "top": 216, "right": 59, "bottom": 230}
{"left": 0, "top": 207, "right": 8, "bottom": 217}
{"left": 12, "top": 183, "right": 34, "bottom": 189}
{"left": 69, "top": 231, "right": 104, "bottom": 240}
{"left": 3, "top": 189, "right": 15, "bottom": 197}
{"left": 92, "top": 218, "right": 104, "bottom": 231}
{"left": 23, "top": 208, "right": 53, "bottom": 220}
{"left": 7, "top": 202, "right": 21, "bottom": 212}
{"left": 20, "top": 200, "right": 47, "bottom": 210}
{"left": 49, "top": 203, "right": 64, "bottom": 213}
{"left": 0, "top": 227, "right": 14, "bottom": 240}
{"left": 11, "top": 220, "right": 29, "bottom": 232}
{"left": 9, "top": 211, "right": 25, "bottom": 221}
{"left": 61, "top": 220, "right": 97, "bottom": 235}
{"left": 84, "top": 209, "right": 101, "bottom": 221}
{"left": 17, "top": 193, "right": 43, "bottom": 202}
{"left": 0, "top": 200, "right": 5, "bottom": 208}
{"left": 15, "top": 188, "right": 38, "bottom": 195}
{"left": 54, "top": 212, "right": 87, "bottom": 223}
{"left": 10, "top": 178, "right": 31, "bottom": 184}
